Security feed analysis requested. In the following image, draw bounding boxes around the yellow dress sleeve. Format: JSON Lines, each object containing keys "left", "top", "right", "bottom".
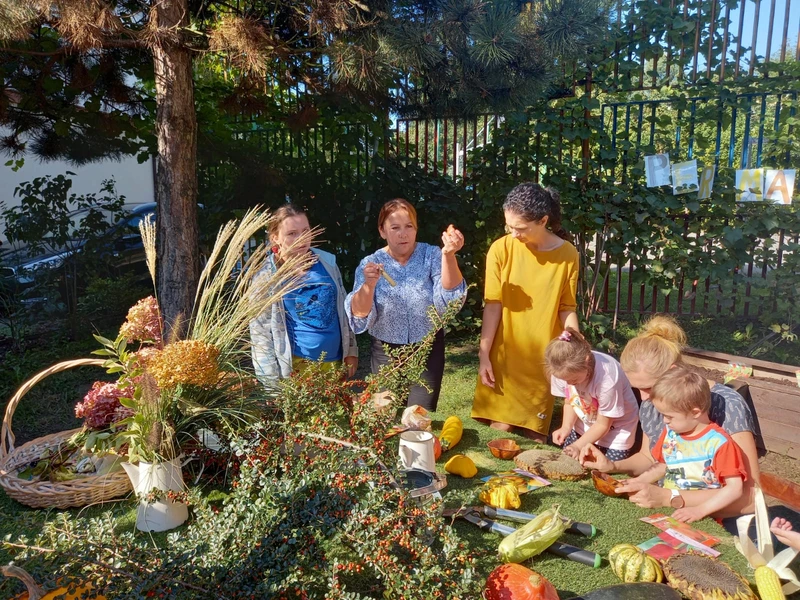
{"left": 557, "top": 246, "right": 579, "bottom": 313}
{"left": 484, "top": 238, "right": 506, "bottom": 302}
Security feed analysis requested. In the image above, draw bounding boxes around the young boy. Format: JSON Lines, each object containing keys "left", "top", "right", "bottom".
{"left": 628, "top": 367, "right": 749, "bottom": 523}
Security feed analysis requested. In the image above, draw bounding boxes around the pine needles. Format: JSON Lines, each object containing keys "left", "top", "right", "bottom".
{"left": 0, "top": 1, "right": 38, "bottom": 42}
{"left": 208, "top": 16, "right": 276, "bottom": 78}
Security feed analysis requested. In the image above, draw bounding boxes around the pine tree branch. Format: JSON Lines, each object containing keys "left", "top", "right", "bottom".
{"left": 0, "top": 47, "right": 72, "bottom": 57}
{"left": 98, "top": 37, "right": 146, "bottom": 49}
{"left": 1, "top": 35, "right": 146, "bottom": 57}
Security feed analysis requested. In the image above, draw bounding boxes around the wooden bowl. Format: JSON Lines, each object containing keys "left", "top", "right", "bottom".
{"left": 591, "top": 470, "right": 629, "bottom": 498}
{"left": 487, "top": 438, "right": 521, "bottom": 459}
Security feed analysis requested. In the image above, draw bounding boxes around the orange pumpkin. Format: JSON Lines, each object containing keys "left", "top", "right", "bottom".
{"left": 433, "top": 436, "right": 442, "bottom": 460}
{"left": 485, "top": 563, "right": 559, "bottom": 600}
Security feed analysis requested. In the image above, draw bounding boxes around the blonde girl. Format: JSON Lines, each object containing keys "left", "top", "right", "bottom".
{"left": 547, "top": 327, "right": 639, "bottom": 461}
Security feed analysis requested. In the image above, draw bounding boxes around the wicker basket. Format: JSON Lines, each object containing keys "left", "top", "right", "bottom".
{"left": 0, "top": 358, "right": 132, "bottom": 509}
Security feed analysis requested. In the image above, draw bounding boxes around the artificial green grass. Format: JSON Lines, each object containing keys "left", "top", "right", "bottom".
{"left": 430, "top": 340, "right": 753, "bottom": 599}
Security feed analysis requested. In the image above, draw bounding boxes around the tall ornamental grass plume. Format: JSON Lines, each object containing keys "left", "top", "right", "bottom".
{"left": 85, "top": 207, "right": 316, "bottom": 462}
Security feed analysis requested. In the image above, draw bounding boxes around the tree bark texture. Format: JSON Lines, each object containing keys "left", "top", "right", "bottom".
{"left": 152, "top": 0, "right": 199, "bottom": 340}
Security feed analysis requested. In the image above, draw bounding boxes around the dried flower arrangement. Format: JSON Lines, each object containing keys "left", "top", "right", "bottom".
{"left": 6, "top": 301, "right": 481, "bottom": 598}
{"left": 15, "top": 208, "right": 314, "bottom": 484}
{"left": 86, "top": 208, "right": 314, "bottom": 464}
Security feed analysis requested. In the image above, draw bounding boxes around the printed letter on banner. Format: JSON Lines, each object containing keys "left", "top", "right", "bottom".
{"left": 764, "top": 170, "right": 796, "bottom": 205}
{"left": 735, "top": 169, "right": 763, "bottom": 202}
{"left": 645, "top": 154, "right": 671, "bottom": 187}
{"left": 698, "top": 166, "right": 715, "bottom": 200}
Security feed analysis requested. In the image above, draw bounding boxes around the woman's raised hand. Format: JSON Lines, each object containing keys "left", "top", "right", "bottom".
{"left": 441, "top": 224, "right": 464, "bottom": 255}
{"left": 362, "top": 262, "right": 384, "bottom": 286}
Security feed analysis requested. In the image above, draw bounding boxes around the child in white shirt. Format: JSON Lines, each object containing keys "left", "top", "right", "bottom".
{"left": 547, "top": 328, "right": 639, "bottom": 462}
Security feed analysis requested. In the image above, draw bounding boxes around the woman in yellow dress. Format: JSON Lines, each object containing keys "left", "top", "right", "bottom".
{"left": 471, "top": 183, "right": 579, "bottom": 442}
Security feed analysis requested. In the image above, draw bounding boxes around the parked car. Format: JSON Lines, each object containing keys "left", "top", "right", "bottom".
{"left": 97, "top": 202, "right": 156, "bottom": 273}
{"left": 0, "top": 203, "right": 157, "bottom": 306}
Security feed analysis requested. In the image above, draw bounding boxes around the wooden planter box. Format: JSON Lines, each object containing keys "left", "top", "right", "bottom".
{"left": 682, "top": 348, "right": 800, "bottom": 460}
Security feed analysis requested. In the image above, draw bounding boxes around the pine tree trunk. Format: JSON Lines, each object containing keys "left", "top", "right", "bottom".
{"left": 152, "top": 0, "right": 199, "bottom": 340}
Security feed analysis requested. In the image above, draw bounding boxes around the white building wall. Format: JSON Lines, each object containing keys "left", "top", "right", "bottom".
{"left": 0, "top": 154, "right": 156, "bottom": 245}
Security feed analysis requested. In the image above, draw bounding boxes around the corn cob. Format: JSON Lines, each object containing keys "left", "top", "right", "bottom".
{"left": 755, "top": 565, "right": 786, "bottom": 600}
{"left": 497, "top": 506, "right": 568, "bottom": 563}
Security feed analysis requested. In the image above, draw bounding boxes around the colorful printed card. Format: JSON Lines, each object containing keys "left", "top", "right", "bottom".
{"left": 724, "top": 363, "right": 753, "bottom": 384}
{"left": 640, "top": 513, "right": 721, "bottom": 547}
{"left": 638, "top": 529, "right": 720, "bottom": 561}
{"left": 480, "top": 470, "right": 551, "bottom": 494}
{"left": 671, "top": 160, "right": 699, "bottom": 195}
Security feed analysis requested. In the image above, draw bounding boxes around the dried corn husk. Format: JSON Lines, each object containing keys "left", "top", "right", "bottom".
{"left": 735, "top": 487, "right": 800, "bottom": 596}
{"left": 498, "top": 505, "right": 568, "bottom": 563}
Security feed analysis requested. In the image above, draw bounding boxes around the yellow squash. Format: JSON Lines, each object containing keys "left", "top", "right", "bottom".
{"left": 444, "top": 454, "right": 477, "bottom": 478}
{"left": 479, "top": 479, "right": 521, "bottom": 509}
{"left": 608, "top": 543, "right": 663, "bottom": 583}
{"left": 439, "top": 416, "right": 463, "bottom": 451}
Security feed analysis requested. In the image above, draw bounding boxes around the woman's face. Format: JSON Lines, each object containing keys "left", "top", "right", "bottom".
{"left": 504, "top": 210, "right": 548, "bottom": 244}
{"left": 626, "top": 370, "right": 658, "bottom": 400}
{"left": 379, "top": 209, "right": 417, "bottom": 259}
{"left": 273, "top": 214, "right": 311, "bottom": 258}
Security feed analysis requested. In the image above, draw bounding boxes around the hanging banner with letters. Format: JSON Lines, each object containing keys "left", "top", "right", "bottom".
{"left": 645, "top": 154, "right": 671, "bottom": 187}
{"left": 763, "top": 170, "right": 796, "bottom": 204}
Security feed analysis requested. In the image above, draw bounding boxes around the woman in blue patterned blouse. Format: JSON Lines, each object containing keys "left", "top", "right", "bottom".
{"left": 346, "top": 199, "right": 467, "bottom": 410}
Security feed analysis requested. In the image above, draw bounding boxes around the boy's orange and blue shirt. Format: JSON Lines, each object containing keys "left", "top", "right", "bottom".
{"left": 651, "top": 423, "right": 748, "bottom": 491}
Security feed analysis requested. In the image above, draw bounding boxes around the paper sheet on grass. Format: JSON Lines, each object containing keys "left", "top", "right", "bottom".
{"left": 638, "top": 529, "right": 720, "bottom": 561}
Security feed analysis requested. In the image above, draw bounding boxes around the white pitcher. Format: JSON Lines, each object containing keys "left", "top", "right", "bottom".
{"left": 398, "top": 430, "right": 436, "bottom": 473}
{"left": 121, "top": 458, "right": 189, "bottom": 532}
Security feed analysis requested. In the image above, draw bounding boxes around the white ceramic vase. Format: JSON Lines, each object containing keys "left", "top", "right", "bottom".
{"left": 121, "top": 458, "right": 189, "bottom": 532}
